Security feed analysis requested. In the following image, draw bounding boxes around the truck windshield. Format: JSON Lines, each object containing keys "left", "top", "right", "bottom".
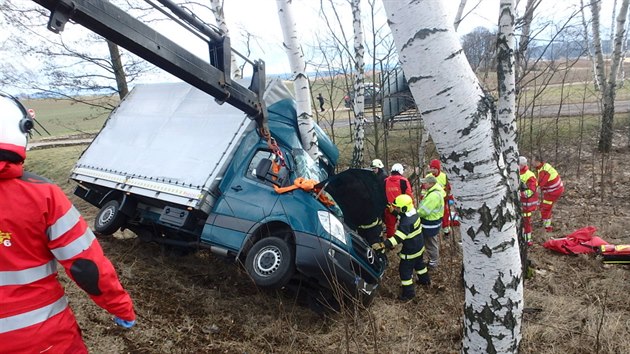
{"left": 293, "top": 149, "right": 328, "bottom": 182}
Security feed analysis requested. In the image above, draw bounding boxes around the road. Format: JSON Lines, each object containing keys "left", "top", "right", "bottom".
{"left": 28, "top": 100, "right": 630, "bottom": 149}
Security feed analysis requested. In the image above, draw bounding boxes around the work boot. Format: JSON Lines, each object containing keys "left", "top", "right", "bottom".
{"left": 398, "top": 285, "right": 415, "bottom": 302}
{"left": 416, "top": 273, "right": 431, "bottom": 286}
{"left": 443, "top": 226, "right": 451, "bottom": 235}
{"left": 428, "top": 260, "right": 438, "bottom": 270}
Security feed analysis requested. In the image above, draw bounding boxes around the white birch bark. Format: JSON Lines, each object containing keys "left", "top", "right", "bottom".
{"left": 209, "top": 0, "right": 242, "bottom": 79}
{"left": 384, "top": 1, "right": 523, "bottom": 352}
{"left": 581, "top": 0, "right": 600, "bottom": 90}
{"left": 590, "top": 0, "right": 607, "bottom": 94}
{"left": 610, "top": 0, "right": 619, "bottom": 59}
{"left": 591, "top": 0, "right": 630, "bottom": 152}
{"left": 497, "top": 0, "right": 519, "bottom": 190}
{"left": 454, "top": 0, "right": 468, "bottom": 31}
{"left": 276, "top": 0, "right": 320, "bottom": 160}
{"left": 617, "top": 10, "right": 630, "bottom": 86}
{"left": 350, "top": 0, "right": 366, "bottom": 168}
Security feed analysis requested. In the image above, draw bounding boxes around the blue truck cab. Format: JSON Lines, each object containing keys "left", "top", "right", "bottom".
{"left": 72, "top": 80, "right": 387, "bottom": 306}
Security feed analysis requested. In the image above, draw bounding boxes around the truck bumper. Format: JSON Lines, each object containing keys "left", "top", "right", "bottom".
{"left": 294, "top": 231, "right": 384, "bottom": 305}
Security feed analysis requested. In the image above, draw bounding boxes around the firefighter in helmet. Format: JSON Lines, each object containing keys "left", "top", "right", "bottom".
{"left": 0, "top": 92, "right": 136, "bottom": 353}
{"left": 372, "top": 194, "right": 430, "bottom": 301}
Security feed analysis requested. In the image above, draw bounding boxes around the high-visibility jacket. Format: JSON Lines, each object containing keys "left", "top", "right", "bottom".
{"left": 536, "top": 162, "right": 563, "bottom": 193}
{"left": 384, "top": 173, "right": 413, "bottom": 203}
{"left": 421, "top": 171, "right": 452, "bottom": 200}
{"left": 417, "top": 183, "right": 445, "bottom": 221}
{"left": 384, "top": 209, "right": 425, "bottom": 259}
{"left": 0, "top": 161, "right": 135, "bottom": 352}
{"left": 519, "top": 166, "right": 539, "bottom": 212}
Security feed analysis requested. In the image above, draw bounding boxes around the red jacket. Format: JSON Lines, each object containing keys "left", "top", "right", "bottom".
{"left": 384, "top": 173, "right": 413, "bottom": 203}
{"left": 0, "top": 161, "right": 135, "bottom": 351}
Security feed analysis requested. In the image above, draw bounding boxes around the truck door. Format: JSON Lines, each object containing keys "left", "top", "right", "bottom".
{"left": 204, "top": 149, "right": 286, "bottom": 251}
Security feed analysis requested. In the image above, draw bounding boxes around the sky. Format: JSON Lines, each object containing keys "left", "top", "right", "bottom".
{"left": 140, "top": 0, "right": 619, "bottom": 78}
{"left": 0, "top": 0, "right": 620, "bottom": 90}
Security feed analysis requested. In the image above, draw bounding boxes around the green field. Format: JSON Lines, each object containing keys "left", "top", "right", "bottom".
{"left": 23, "top": 96, "right": 117, "bottom": 139}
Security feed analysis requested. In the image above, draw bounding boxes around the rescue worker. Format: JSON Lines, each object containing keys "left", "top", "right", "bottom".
{"left": 532, "top": 155, "right": 564, "bottom": 232}
{"left": 383, "top": 163, "right": 413, "bottom": 238}
{"left": 417, "top": 175, "right": 445, "bottom": 269}
{"left": 423, "top": 159, "right": 454, "bottom": 236}
{"left": 0, "top": 93, "right": 136, "bottom": 353}
{"left": 370, "top": 158, "right": 388, "bottom": 185}
{"left": 518, "top": 156, "right": 539, "bottom": 245}
{"left": 372, "top": 194, "right": 430, "bottom": 301}
{"left": 357, "top": 159, "right": 388, "bottom": 249}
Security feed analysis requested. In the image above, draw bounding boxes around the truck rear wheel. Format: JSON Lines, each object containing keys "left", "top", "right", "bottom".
{"left": 94, "top": 200, "right": 127, "bottom": 235}
{"left": 245, "top": 237, "right": 295, "bottom": 289}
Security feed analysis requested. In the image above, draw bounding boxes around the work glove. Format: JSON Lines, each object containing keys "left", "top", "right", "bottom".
{"left": 371, "top": 242, "right": 385, "bottom": 251}
{"left": 113, "top": 317, "right": 136, "bottom": 329}
{"left": 519, "top": 182, "right": 527, "bottom": 192}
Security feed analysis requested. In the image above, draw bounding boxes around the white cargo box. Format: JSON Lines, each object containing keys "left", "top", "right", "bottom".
{"left": 71, "top": 82, "right": 255, "bottom": 214}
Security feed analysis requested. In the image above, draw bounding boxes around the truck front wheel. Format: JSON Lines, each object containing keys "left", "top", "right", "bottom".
{"left": 94, "top": 200, "right": 127, "bottom": 235}
{"left": 245, "top": 237, "right": 295, "bottom": 289}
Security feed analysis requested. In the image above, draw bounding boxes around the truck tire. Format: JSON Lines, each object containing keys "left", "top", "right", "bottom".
{"left": 94, "top": 200, "right": 127, "bottom": 235}
{"left": 245, "top": 237, "right": 295, "bottom": 289}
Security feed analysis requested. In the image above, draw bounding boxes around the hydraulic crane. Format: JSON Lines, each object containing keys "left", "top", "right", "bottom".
{"left": 31, "top": 0, "right": 270, "bottom": 137}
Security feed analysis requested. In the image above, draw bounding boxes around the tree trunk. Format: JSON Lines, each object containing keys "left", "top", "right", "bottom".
{"left": 515, "top": 0, "right": 538, "bottom": 85}
{"left": 497, "top": 0, "right": 519, "bottom": 190}
{"left": 350, "top": 0, "right": 366, "bottom": 168}
{"left": 209, "top": 0, "right": 242, "bottom": 79}
{"left": 596, "top": 0, "right": 630, "bottom": 152}
{"left": 580, "top": 0, "right": 600, "bottom": 90}
{"left": 107, "top": 40, "right": 128, "bottom": 100}
{"left": 276, "top": 0, "right": 320, "bottom": 161}
{"left": 384, "top": 1, "right": 523, "bottom": 352}
{"left": 454, "top": 0, "right": 468, "bottom": 31}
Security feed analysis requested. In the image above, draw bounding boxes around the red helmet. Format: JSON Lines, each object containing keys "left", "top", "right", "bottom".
{"left": 0, "top": 92, "right": 31, "bottom": 161}
{"left": 429, "top": 159, "right": 441, "bottom": 170}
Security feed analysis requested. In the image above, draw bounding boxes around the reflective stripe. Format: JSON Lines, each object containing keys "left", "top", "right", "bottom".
{"left": 415, "top": 268, "right": 428, "bottom": 276}
{"left": 47, "top": 206, "right": 81, "bottom": 241}
{"left": 401, "top": 279, "right": 414, "bottom": 286}
{"left": 522, "top": 212, "right": 531, "bottom": 217}
{"left": 542, "top": 200, "right": 553, "bottom": 205}
{"left": 50, "top": 228, "right": 95, "bottom": 260}
{"left": 0, "top": 296, "right": 68, "bottom": 334}
{"left": 388, "top": 237, "right": 399, "bottom": 247}
{"left": 394, "top": 230, "right": 406, "bottom": 240}
{"left": 421, "top": 223, "right": 441, "bottom": 229}
{"left": 522, "top": 201, "right": 538, "bottom": 207}
{"left": 542, "top": 178, "right": 563, "bottom": 192}
{"left": 0, "top": 260, "right": 57, "bottom": 286}
{"left": 399, "top": 246, "right": 425, "bottom": 260}
{"left": 358, "top": 218, "right": 381, "bottom": 229}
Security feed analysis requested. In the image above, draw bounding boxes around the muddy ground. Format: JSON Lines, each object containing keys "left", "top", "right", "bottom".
{"left": 55, "top": 129, "right": 630, "bottom": 354}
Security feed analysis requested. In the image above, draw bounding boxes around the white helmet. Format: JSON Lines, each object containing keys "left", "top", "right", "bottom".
{"left": 391, "top": 163, "right": 404, "bottom": 174}
{"left": 0, "top": 93, "right": 31, "bottom": 161}
{"left": 518, "top": 156, "right": 528, "bottom": 167}
{"left": 371, "top": 159, "right": 384, "bottom": 169}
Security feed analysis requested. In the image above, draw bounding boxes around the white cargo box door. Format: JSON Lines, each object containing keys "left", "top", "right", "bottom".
{"left": 73, "top": 82, "right": 254, "bottom": 210}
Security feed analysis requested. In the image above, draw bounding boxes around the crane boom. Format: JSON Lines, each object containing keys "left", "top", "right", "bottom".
{"left": 31, "top": 0, "right": 269, "bottom": 136}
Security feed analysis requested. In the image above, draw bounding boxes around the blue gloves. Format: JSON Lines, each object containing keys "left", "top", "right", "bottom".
{"left": 448, "top": 199, "right": 454, "bottom": 206}
{"left": 113, "top": 317, "right": 136, "bottom": 329}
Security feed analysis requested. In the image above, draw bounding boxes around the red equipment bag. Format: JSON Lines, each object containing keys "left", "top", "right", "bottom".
{"left": 599, "top": 244, "right": 630, "bottom": 264}
{"left": 543, "top": 226, "right": 609, "bottom": 255}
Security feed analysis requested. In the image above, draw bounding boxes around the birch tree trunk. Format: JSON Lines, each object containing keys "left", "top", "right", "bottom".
{"left": 581, "top": 0, "right": 600, "bottom": 90}
{"left": 593, "top": 0, "right": 630, "bottom": 152}
{"left": 454, "top": 0, "right": 468, "bottom": 31}
{"left": 276, "top": 0, "right": 320, "bottom": 160}
{"left": 350, "top": 0, "right": 366, "bottom": 168}
{"left": 384, "top": 1, "right": 523, "bottom": 352}
{"left": 497, "top": 0, "right": 519, "bottom": 190}
{"left": 209, "top": 0, "right": 241, "bottom": 79}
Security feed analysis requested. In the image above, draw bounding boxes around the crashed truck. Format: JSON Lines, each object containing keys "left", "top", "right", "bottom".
{"left": 30, "top": 0, "right": 387, "bottom": 305}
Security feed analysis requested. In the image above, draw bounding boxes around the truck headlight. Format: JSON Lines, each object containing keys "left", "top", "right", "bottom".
{"left": 317, "top": 211, "right": 347, "bottom": 245}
